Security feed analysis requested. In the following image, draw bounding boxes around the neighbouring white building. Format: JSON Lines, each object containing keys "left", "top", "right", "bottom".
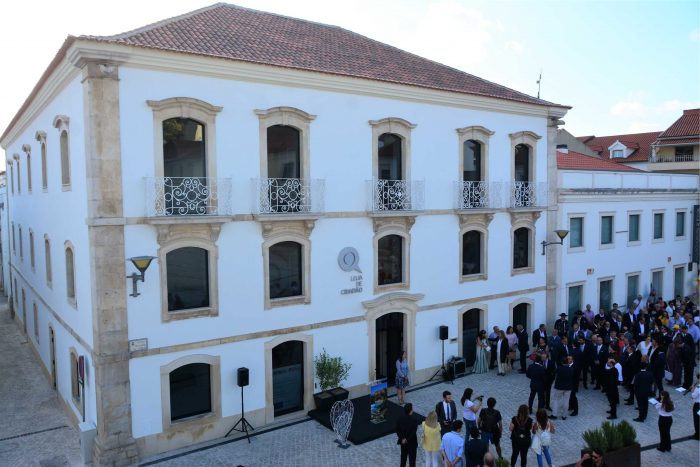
{"left": 0, "top": 4, "right": 696, "bottom": 466}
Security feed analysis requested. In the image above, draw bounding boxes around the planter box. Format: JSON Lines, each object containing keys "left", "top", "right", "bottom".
{"left": 329, "top": 387, "right": 349, "bottom": 403}
{"left": 580, "top": 443, "right": 641, "bottom": 467}
{"left": 313, "top": 391, "right": 334, "bottom": 412}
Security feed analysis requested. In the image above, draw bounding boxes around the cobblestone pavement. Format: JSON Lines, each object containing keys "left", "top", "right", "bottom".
{"left": 0, "top": 300, "right": 83, "bottom": 467}
{"left": 144, "top": 366, "right": 698, "bottom": 466}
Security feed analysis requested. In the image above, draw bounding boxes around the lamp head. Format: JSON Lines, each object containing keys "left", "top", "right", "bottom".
{"left": 129, "top": 256, "right": 155, "bottom": 274}
{"left": 554, "top": 229, "right": 569, "bottom": 241}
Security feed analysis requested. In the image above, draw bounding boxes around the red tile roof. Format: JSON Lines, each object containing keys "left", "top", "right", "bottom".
{"left": 83, "top": 3, "right": 566, "bottom": 108}
{"left": 575, "top": 131, "right": 661, "bottom": 162}
{"left": 655, "top": 108, "right": 699, "bottom": 141}
{"left": 557, "top": 150, "right": 642, "bottom": 172}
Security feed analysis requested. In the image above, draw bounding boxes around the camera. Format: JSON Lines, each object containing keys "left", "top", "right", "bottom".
{"left": 476, "top": 395, "right": 484, "bottom": 400}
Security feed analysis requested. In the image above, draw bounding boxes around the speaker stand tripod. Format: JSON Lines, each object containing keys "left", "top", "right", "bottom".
{"left": 428, "top": 338, "right": 453, "bottom": 384}
{"left": 225, "top": 386, "right": 255, "bottom": 442}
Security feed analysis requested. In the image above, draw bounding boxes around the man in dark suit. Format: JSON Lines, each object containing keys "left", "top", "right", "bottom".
{"left": 547, "top": 328, "right": 561, "bottom": 350}
{"left": 648, "top": 338, "right": 665, "bottom": 397}
{"left": 632, "top": 362, "right": 654, "bottom": 422}
{"left": 621, "top": 342, "right": 641, "bottom": 392}
{"left": 396, "top": 403, "right": 419, "bottom": 467}
{"left": 622, "top": 308, "right": 636, "bottom": 330}
{"left": 553, "top": 336, "right": 572, "bottom": 367}
{"left": 532, "top": 324, "right": 547, "bottom": 348}
{"left": 593, "top": 336, "right": 608, "bottom": 389}
{"left": 633, "top": 316, "right": 649, "bottom": 342}
{"left": 541, "top": 351, "right": 555, "bottom": 410}
{"left": 526, "top": 354, "right": 546, "bottom": 412}
{"left": 554, "top": 313, "right": 569, "bottom": 336}
{"left": 681, "top": 326, "right": 696, "bottom": 389}
{"left": 435, "top": 390, "right": 458, "bottom": 436}
{"left": 516, "top": 324, "right": 529, "bottom": 373}
{"left": 576, "top": 335, "right": 592, "bottom": 389}
{"left": 603, "top": 359, "right": 620, "bottom": 419}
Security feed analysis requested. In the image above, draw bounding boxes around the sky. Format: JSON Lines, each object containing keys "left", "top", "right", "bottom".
{"left": 1, "top": 0, "right": 699, "bottom": 146}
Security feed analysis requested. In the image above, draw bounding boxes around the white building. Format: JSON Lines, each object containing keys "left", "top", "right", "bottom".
{"left": 556, "top": 149, "right": 698, "bottom": 317}
{"left": 0, "top": 4, "right": 696, "bottom": 465}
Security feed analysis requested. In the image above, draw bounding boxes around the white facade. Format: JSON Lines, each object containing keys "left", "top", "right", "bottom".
{"left": 557, "top": 170, "right": 698, "bottom": 317}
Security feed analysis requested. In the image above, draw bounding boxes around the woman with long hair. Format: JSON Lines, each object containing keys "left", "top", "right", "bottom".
{"left": 460, "top": 387, "right": 482, "bottom": 441}
{"left": 531, "top": 408, "right": 555, "bottom": 467}
{"left": 420, "top": 411, "right": 441, "bottom": 467}
{"left": 473, "top": 330, "right": 489, "bottom": 374}
{"left": 506, "top": 326, "right": 518, "bottom": 367}
{"left": 497, "top": 330, "right": 509, "bottom": 375}
{"left": 655, "top": 390, "right": 674, "bottom": 452}
{"left": 395, "top": 350, "right": 409, "bottom": 405}
{"left": 509, "top": 404, "right": 532, "bottom": 467}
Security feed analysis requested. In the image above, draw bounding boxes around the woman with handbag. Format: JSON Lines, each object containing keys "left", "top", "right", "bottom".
{"left": 531, "top": 408, "right": 555, "bottom": 467}
{"left": 395, "top": 351, "right": 410, "bottom": 405}
{"left": 509, "top": 404, "right": 532, "bottom": 467}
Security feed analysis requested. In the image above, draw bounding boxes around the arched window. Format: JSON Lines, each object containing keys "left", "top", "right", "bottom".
{"left": 514, "top": 144, "right": 530, "bottom": 182}
{"left": 378, "top": 133, "right": 403, "bottom": 181}
{"left": 16, "top": 159, "right": 21, "bottom": 193}
{"left": 161, "top": 117, "right": 207, "bottom": 215}
{"left": 18, "top": 226, "right": 23, "bottom": 260}
{"left": 169, "top": 363, "right": 212, "bottom": 421}
{"left": 267, "top": 125, "right": 300, "bottom": 179}
{"left": 462, "top": 140, "right": 482, "bottom": 182}
{"left": 513, "top": 227, "right": 531, "bottom": 269}
{"left": 22, "top": 144, "right": 32, "bottom": 193}
{"left": 166, "top": 247, "right": 210, "bottom": 312}
{"left": 65, "top": 244, "right": 76, "bottom": 302}
{"left": 37, "top": 132, "right": 48, "bottom": 191}
{"left": 45, "top": 236, "right": 52, "bottom": 286}
{"left": 29, "top": 229, "right": 35, "bottom": 270}
{"left": 269, "top": 241, "right": 303, "bottom": 299}
{"left": 378, "top": 234, "right": 403, "bottom": 286}
{"left": 462, "top": 230, "right": 482, "bottom": 276}
{"left": 11, "top": 223, "right": 16, "bottom": 255}
{"left": 8, "top": 164, "right": 14, "bottom": 194}
{"left": 70, "top": 350, "right": 81, "bottom": 407}
{"left": 54, "top": 115, "right": 71, "bottom": 189}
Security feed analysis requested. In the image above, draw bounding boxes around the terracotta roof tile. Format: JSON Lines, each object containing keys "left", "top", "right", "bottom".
{"left": 557, "top": 150, "right": 643, "bottom": 172}
{"left": 83, "top": 3, "right": 566, "bottom": 108}
{"left": 576, "top": 131, "right": 661, "bottom": 162}
{"left": 656, "top": 109, "right": 700, "bottom": 140}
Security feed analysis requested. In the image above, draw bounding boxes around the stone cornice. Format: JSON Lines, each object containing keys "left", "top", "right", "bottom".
{"left": 362, "top": 292, "right": 425, "bottom": 311}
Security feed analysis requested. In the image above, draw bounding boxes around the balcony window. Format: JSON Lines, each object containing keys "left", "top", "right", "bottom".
{"left": 162, "top": 117, "right": 208, "bottom": 215}
{"left": 265, "top": 125, "right": 303, "bottom": 213}
{"left": 514, "top": 144, "right": 530, "bottom": 183}
{"left": 166, "top": 247, "right": 210, "bottom": 312}
{"left": 378, "top": 234, "right": 403, "bottom": 285}
{"left": 269, "top": 241, "right": 303, "bottom": 300}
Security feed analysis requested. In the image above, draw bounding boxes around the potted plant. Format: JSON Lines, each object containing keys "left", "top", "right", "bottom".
{"left": 581, "top": 420, "right": 640, "bottom": 467}
{"left": 313, "top": 348, "right": 352, "bottom": 411}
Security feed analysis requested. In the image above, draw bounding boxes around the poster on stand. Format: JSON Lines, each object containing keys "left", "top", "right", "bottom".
{"left": 369, "top": 379, "right": 388, "bottom": 424}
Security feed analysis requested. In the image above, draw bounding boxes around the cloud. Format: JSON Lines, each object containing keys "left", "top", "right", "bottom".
{"left": 627, "top": 122, "right": 660, "bottom": 133}
{"left": 610, "top": 100, "right": 647, "bottom": 116}
{"left": 690, "top": 28, "right": 700, "bottom": 41}
{"left": 504, "top": 40, "right": 524, "bottom": 53}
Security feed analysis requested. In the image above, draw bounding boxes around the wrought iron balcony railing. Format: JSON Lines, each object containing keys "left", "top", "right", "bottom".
{"left": 510, "top": 181, "right": 548, "bottom": 208}
{"left": 253, "top": 178, "right": 325, "bottom": 214}
{"left": 455, "top": 181, "right": 490, "bottom": 209}
{"left": 146, "top": 177, "right": 232, "bottom": 216}
{"left": 367, "top": 179, "right": 425, "bottom": 212}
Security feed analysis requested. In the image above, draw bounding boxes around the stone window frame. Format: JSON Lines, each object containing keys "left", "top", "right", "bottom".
{"left": 13, "top": 153, "right": 21, "bottom": 193}
{"left": 674, "top": 208, "right": 687, "bottom": 240}
{"left": 597, "top": 276, "right": 615, "bottom": 313}
{"left": 159, "top": 354, "right": 221, "bottom": 433}
{"left": 510, "top": 211, "right": 539, "bottom": 276}
{"left": 599, "top": 211, "right": 615, "bottom": 250}
{"left": 456, "top": 303, "right": 489, "bottom": 361}
{"left": 64, "top": 240, "right": 77, "bottom": 309}
{"left": 652, "top": 209, "right": 665, "bottom": 243}
{"left": 263, "top": 333, "right": 314, "bottom": 424}
{"left": 156, "top": 224, "right": 220, "bottom": 322}
{"left": 456, "top": 125, "right": 493, "bottom": 184}
{"left": 44, "top": 234, "right": 52, "bottom": 288}
{"left": 261, "top": 220, "right": 314, "bottom": 310}
{"left": 567, "top": 213, "right": 585, "bottom": 253}
{"left": 255, "top": 106, "right": 316, "bottom": 182}
{"left": 18, "top": 225, "right": 23, "bottom": 261}
{"left": 372, "top": 216, "right": 414, "bottom": 294}
{"left": 69, "top": 347, "right": 83, "bottom": 417}
{"left": 627, "top": 210, "right": 642, "bottom": 246}
{"left": 35, "top": 131, "right": 48, "bottom": 192}
{"left": 33, "top": 301, "right": 39, "bottom": 342}
{"left": 53, "top": 115, "right": 71, "bottom": 191}
{"left": 509, "top": 131, "right": 541, "bottom": 184}
{"left": 29, "top": 228, "right": 35, "bottom": 272}
{"left": 147, "top": 97, "right": 222, "bottom": 182}
{"left": 21, "top": 144, "right": 32, "bottom": 193}
{"left": 369, "top": 117, "right": 416, "bottom": 181}
{"left": 458, "top": 213, "right": 492, "bottom": 282}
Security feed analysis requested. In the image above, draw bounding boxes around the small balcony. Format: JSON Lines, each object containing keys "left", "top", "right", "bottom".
{"left": 510, "top": 181, "right": 548, "bottom": 208}
{"left": 650, "top": 153, "right": 699, "bottom": 163}
{"left": 367, "top": 179, "right": 424, "bottom": 212}
{"left": 455, "top": 181, "right": 492, "bottom": 209}
{"left": 253, "top": 178, "right": 325, "bottom": 215}
{"left": 146, "top": 177, "right": 232, "bottom": 217}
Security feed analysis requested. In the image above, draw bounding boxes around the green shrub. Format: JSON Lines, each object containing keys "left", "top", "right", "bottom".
{"left": 314, "top": 348, "right": 352, "bottom": 391}
{"left": 495, "top": 458, "right": 510, "bottom": 467}
{"left": 617, "top": 420, "right": 638, "bottom": 446}
{"left": 601, "top": 421, "right": 623, "bottom": 452}
{"left": 582, "top": 427, "right": 608, "bottom": 453}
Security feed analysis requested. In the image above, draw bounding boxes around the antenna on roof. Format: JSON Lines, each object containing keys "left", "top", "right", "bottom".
{"left": 536, "top": 69, "right": 542, "bottom": 99}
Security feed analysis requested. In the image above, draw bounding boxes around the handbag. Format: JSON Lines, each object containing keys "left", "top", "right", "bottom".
{"left": 530, "top": 431, "right": 541, "bottom": 454}
{"left": 540, "top": 425, "right": 552, "bottom": 446}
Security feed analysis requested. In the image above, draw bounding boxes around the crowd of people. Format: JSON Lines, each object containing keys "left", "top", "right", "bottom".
{"left": 395, "top": 293, "right": 700, "bottom": 467}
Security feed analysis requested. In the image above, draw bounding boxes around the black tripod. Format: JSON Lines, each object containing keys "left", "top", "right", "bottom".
{"left": 225, "top": 386, "right": 255, "bottom": 442}
{"left": 429, "top": 338, "right": 453, "bottom": 384}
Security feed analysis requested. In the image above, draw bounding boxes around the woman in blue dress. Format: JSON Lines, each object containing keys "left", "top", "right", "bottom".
{"left": 395, "top": 351, "right": 409, "bottom": 405}
{"left": 473, "top": 330, "right": 490, "bottom": 374}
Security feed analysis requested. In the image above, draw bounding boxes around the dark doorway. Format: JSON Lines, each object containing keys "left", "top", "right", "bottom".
{"left": 462, "top": 309, "right": 481, "bottom": 367}
{"left": 375, "top": 312, "right": 404, "bottom": 384}
{"left": 49, "top": 326, "right": 56, "bottom": 389}
{"left": 513, "top": 303, "right": 528, "bottom": 330}
{"left": 272, "top": 340, "right": 304, "bottom": 416}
